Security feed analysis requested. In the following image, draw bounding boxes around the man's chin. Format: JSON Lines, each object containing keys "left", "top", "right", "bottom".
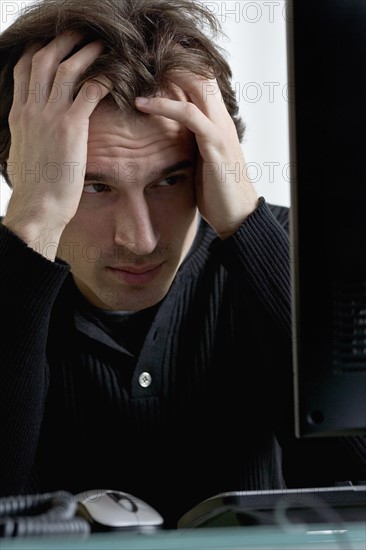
{"left": 91, "top": 284, "right": 172, "bottom": 312}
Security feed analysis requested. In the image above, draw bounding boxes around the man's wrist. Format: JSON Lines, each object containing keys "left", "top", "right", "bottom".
{"left": 2, "top": 216, "right": 64, "bottom": 261}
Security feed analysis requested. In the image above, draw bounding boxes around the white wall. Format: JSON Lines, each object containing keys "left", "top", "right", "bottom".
{"left": 0, "top": 0, "right": 290, "bottom": 216}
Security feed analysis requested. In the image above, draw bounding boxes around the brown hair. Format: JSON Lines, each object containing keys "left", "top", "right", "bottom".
{"left": 0, "top": 0, "right": 245, "bottom": 185}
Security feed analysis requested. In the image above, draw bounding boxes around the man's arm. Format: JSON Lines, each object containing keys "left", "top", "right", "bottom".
{"left": 2, "top": 33, "right": 109, "bottom": 259}
{"left": 0, "top": 33, "right": 108, "bottom": 494}
{"left": 0, "top": 223, "right": 70, "bottom": 494}
{"left": 135, "top": 72, "right": 259, "bottom": 239}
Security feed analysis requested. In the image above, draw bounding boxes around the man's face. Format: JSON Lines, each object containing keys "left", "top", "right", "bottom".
{"left": 57, "top": 103, "right": 198, "bottom": 311}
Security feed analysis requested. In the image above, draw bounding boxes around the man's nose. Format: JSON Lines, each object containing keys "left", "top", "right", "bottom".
{"left": 113, "top": 196, "right": 159, "bottom": 256}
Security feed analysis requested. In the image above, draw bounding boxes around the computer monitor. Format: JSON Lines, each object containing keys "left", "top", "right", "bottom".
{"left": 287, "top": 0, "right": 366, "bottom": 438}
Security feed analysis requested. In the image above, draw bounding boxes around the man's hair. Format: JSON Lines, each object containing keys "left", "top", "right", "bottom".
{"left": 0, "top": 0, "right": 245, "bottom": 186}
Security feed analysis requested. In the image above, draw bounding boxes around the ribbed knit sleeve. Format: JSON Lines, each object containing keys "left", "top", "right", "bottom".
{"left": 0, "top": 223, "right": 70, "bottom": 494}
{"left": 210, "top": 197, "right": 292, "bottom": 338}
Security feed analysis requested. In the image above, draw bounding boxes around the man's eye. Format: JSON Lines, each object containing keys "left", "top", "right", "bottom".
{"left": 83, "top": 183, "right": 110, "bottom": 194}
{"left": 155, "top": 175, "right": 184, "bottom": 187}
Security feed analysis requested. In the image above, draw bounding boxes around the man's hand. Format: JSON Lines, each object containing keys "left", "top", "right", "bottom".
{"left": 135, "top": 72, "right": 259, "bottom": 239}
{"left": 3, "top": 32, "right": 110, "bottom": 259}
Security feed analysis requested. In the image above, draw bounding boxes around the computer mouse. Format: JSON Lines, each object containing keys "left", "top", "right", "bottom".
{"left": 75, "top": 489, "right": 164, "bottom": 532}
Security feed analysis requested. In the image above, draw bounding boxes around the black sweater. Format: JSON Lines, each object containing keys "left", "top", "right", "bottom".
{"left": 0, "top": 198, "right": 365, "bottom": 527}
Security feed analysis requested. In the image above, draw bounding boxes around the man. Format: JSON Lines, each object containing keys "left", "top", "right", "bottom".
{"left": 0, "top": 0, "right": 365, "bottom": 528}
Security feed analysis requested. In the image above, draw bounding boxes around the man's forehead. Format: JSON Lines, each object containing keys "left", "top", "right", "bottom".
{"left": 88, "top": 99, "right": 195, "bottom": 158}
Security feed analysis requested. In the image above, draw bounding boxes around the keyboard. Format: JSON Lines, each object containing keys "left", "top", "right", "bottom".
{"left": 178, "top": 485, "right": 366, "bottom": 528}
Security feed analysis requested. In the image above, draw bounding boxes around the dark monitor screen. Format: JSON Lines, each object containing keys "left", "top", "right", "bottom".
{"left": 287, "top": 0, "right": 366, "bottom": 437}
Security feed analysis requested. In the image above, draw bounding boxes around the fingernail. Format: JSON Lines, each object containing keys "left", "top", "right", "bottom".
{"left": 135, "top": 97, "right": 150, "bottom": 105}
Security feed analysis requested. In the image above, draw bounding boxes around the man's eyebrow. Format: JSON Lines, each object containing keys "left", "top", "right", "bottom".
{"left": 84, "top": 173, "right": 110, "bottom": 183}
{"left": 84, "top": 160, "right": 194, "bottom": 183}
{"left": 158, "top": 160, "right": 194, "bottom": 177}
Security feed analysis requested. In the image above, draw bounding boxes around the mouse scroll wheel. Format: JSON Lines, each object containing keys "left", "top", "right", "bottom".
{"left": 108, "top": 492, "right": 137, "bottom": 512}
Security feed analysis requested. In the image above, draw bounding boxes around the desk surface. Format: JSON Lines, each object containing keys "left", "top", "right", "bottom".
{"left": 1, "top": 523, "right": 365, "bottom": 550}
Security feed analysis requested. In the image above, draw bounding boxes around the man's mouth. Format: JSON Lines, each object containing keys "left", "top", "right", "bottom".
{"left": 105, "top": 263, "right": 163, "bottom": 285}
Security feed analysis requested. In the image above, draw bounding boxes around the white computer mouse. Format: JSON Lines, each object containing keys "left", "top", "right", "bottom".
{"left": 75, "top": 489, "right": 164, "bottom": 531}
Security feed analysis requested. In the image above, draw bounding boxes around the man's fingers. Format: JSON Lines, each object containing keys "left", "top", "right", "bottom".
{"left": 11, "top": 32, "right": 106, "bottom": 117}
{"left": 135, "top": 96, "right": 215, "bottom": 139}
{"left": 10, "top": 31, "right": 110, "bottom": 126}
{"left": 11, "top": 42, "right": 45, "bottom": 109}
{"left": 27, "top": 32, "right": 86, "bottom": 105}
{"left": 139, "top": 71, "right": 228, "bottom": 126}
{"left": 168, "top": 71, "right": 225, "bottom": 120}
{"left": 69, "top": 76, "right": 112, "bottom": 119}
{"left": 48, "top": 40, "right": 105, "bottom": 112}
